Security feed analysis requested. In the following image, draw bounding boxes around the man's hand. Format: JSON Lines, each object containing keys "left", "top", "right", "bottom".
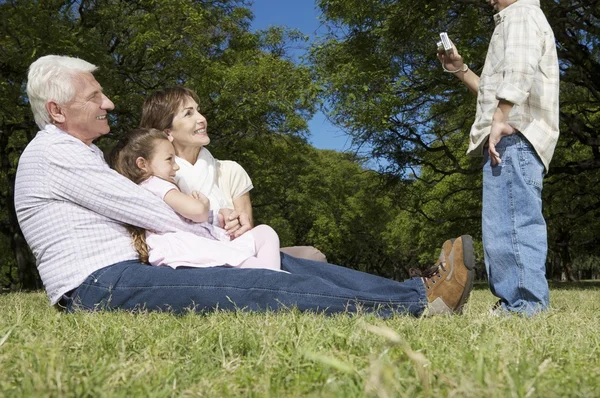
{"left": 218, "top": 208, "right": 252, "bottom": 239}
{"left": 488, "top": 100, "right": 517, "bottom": 166}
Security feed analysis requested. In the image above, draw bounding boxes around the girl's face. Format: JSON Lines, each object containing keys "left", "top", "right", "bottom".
{"left": 167, "top": 96, "right": 209, "bottom": 151}
{"left": 138, "top": 139, "right": 179, "bottom": 183}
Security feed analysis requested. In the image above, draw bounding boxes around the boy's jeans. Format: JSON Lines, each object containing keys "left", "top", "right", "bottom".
{"left": 62, "top": 253, "right": 428, "bottom": 317}
{"left": 483, "top": 133, "right": 550, "bottom": 315}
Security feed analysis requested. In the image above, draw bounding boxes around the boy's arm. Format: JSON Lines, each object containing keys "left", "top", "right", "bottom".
{"left": 437, "top": 42, "right": 480, "bottom": 94}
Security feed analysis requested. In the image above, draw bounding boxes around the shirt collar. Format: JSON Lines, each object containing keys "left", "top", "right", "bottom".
{"left": 44, "top": 123, "right": 101, "bottom": 154}
{"left": 494, "top": 0, "right": 540, "bottom": 25}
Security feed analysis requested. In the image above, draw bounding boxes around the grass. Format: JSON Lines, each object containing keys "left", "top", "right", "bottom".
{"left": 1, "top": 283, "right": 599, "bottom": 397}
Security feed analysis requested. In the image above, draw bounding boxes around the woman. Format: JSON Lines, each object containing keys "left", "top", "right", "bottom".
{"left": 140, "top": 87, "right": 327, "bottom": 262}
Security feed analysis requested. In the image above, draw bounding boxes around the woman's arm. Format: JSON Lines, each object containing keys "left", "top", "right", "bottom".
{"left": 233, "top": 192, "right": 254, "bottom": 227}
{"left": 163, "top": 189, "right": 210, "bottom": 223}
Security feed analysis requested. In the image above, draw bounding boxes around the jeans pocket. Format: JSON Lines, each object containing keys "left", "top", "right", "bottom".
{"left": 519, "top": 142, "right": 544, "bottom": 190}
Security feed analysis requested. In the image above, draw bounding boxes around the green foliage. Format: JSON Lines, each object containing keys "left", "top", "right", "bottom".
{"left": 1, "top": 285, "right": 600, "bottom": 396}
{"left": 0, "top": 0, "right": 322, "bottom": 286}
{"left": 4, "top": 0, "right": 599, "bottom": 287}
{"left": 215, "top": 134, "right": 414, "bottom": 276}
{"left": 311, "top": 0, "right": 600, "bottom": 277}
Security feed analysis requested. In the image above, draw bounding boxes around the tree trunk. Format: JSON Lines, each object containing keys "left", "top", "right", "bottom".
{"left": 558, "top": 243, "right": 577, "bottom": 282}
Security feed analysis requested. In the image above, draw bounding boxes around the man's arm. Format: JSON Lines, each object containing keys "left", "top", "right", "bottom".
{"left": 47, "top": 140, "right": 215, "bottom": 235}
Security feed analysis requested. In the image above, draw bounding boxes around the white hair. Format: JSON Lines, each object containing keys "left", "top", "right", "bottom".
{"left": 26, "top": 55, "right": 98, "bottom": 129}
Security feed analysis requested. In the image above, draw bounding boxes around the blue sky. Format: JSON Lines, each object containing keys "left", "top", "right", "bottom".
{"left": 249, "top": 0, "right": 353, "bottom": 152}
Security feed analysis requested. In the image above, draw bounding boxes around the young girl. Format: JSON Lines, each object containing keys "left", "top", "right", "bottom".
{"left": 110, "top": 127, "right": 282, "bottom": 271}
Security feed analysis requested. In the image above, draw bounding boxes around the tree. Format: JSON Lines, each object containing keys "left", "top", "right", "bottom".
{"left": 0, "top": 0, "right": 318, "bottom": 287}
{"left": 221, "top": 133, "right": 411, "bottom": 278}
{"left": 310, "top": 0, "right": 600, "bottom": 278}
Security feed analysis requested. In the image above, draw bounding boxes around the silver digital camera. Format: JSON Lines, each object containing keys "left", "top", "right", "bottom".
{"left": 436, "top": 32, "right": 453, "bottom": 53}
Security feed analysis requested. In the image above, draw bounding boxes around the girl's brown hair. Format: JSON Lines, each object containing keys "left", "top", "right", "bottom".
{"left": 140, "top": 87, "right": 200, "bottom": 131}
{"left": 109, "top": 127, "right": 170, "bottom": 263}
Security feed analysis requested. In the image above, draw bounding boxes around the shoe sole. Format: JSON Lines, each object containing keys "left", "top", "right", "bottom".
{"left": 455, "top": 234, "right": 475, "bottom": 314}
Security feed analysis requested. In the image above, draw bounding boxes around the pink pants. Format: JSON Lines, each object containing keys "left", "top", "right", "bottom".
{"left": 238, "top": 225, "right": 281, "bottom": 271}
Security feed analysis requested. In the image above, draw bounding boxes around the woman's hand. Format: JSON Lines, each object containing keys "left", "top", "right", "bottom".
{"left": 218, "top": 208, "right": 252, "bottom": 239}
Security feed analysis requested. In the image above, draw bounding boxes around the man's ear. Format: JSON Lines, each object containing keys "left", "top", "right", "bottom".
{"left": 46, "top": 101, "right": 66, "bottom": 124}
{"left": 136, "top": 156, "right": 148, "bottom": 172}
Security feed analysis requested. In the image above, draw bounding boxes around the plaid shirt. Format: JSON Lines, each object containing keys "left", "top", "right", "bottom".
{"left": 468, "top": 0, "right": 560, "bottom": 172}
{"left": 14, "top": 125, "right": 220, "bottom": 305}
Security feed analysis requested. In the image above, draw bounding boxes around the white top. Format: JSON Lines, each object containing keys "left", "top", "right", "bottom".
{"left": 468, "top": 0, "right": 560, "bottom": 172}
{"left": 174, "top": 148, "right": 253, "bottom": 209}
{"left": 140, "top": 176, "right": 256, "bottom": 268}
{"left": 14, "top": 125, "right": 220, "bottom": 304}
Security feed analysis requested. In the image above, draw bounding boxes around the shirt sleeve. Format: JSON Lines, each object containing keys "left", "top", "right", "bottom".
{"left": 495, "top": 11, "right": 543, "bottom": 105}
{"left": 140, "top": 177, "right": 179, "bottom": 199}
{"left": 46, "top": 139, "right": 214, "bottom": 236}
{"left": 217, "top": 160, "right": 253, "bottom": 202}
{"left": 143, "top": 176, "right": 220, "bottom": 226}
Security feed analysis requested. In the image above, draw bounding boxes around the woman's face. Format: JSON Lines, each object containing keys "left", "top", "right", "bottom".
{"left": 167, "top": 96, "right": 209, "bottom": 150}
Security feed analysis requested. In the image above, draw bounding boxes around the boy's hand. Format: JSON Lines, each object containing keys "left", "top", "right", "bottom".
{"left": 437, "top": 41, "right": 465, "bottom": 72}
{"left": 488, "top": 121, "right": 517, "bottom": 166}
{"left": 488, "top": 100, "right": 517, "bottom": 166}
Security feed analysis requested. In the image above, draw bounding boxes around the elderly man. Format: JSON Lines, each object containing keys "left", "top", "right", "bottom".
{"left": 15, "top": 54, "right": 475, "bottom": 317}
{"left": 439, "top": 0, "right": 559, "bottom": 315}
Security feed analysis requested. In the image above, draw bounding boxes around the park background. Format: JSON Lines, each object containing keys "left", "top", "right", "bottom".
{"left": 1, "top": 0, "right": 599, "bottom": 288}
{"left": 1, "top": 1, "right": 599, "bottom": 397}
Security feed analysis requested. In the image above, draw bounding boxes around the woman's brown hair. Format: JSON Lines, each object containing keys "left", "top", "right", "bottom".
{"left": 140, "top": 87, "right": 200, "bottom": 131}
{"left": 108, "top": 127, "right": 171, "bottom": 263}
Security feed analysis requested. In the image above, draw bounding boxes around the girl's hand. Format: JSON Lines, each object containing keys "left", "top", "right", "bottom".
{"left": 191, "top": 191, "right": 209, "bottom": 207}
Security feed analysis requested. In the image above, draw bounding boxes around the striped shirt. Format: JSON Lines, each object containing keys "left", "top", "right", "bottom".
{"left": 14, "top": 124, "right": 220, "bottom": 305}
{"left": 468, "top": 0, "right": 560, "bottom": 172}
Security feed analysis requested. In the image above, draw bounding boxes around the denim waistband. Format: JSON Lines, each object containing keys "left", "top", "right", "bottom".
{"left": 493, "top": 133, "right": 530, "bottom": 150}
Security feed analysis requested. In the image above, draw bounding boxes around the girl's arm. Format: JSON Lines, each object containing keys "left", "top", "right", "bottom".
{"left": 163, "top": 189, "right": 210, "bottom": 223}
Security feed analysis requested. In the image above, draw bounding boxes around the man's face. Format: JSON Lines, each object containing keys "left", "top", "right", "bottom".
{"left": 489, "top": 0, "right": 517, "bottom": 12}
{"left": 60, "top": 72, "right": 114, "bottom": 145}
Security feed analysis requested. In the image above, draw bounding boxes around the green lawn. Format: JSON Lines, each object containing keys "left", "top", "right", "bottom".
{"left": 1, "top": 283, "right": 598, "bottom": 397}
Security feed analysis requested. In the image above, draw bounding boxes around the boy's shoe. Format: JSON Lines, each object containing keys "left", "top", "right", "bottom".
{"left": 423, "top": 235, "right": 475, "bottom": 315}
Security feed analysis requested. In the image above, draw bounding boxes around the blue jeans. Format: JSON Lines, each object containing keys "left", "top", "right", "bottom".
{"left": 62, "top": 254, "right": 427, "bottom": 317}
{"left": 482, "top": 134, "right": 549, "bottom": 315}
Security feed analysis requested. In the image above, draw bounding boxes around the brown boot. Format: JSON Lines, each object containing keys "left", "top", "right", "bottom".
{"left": 423, "top": 235, "right": 475, "bottom": 315}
